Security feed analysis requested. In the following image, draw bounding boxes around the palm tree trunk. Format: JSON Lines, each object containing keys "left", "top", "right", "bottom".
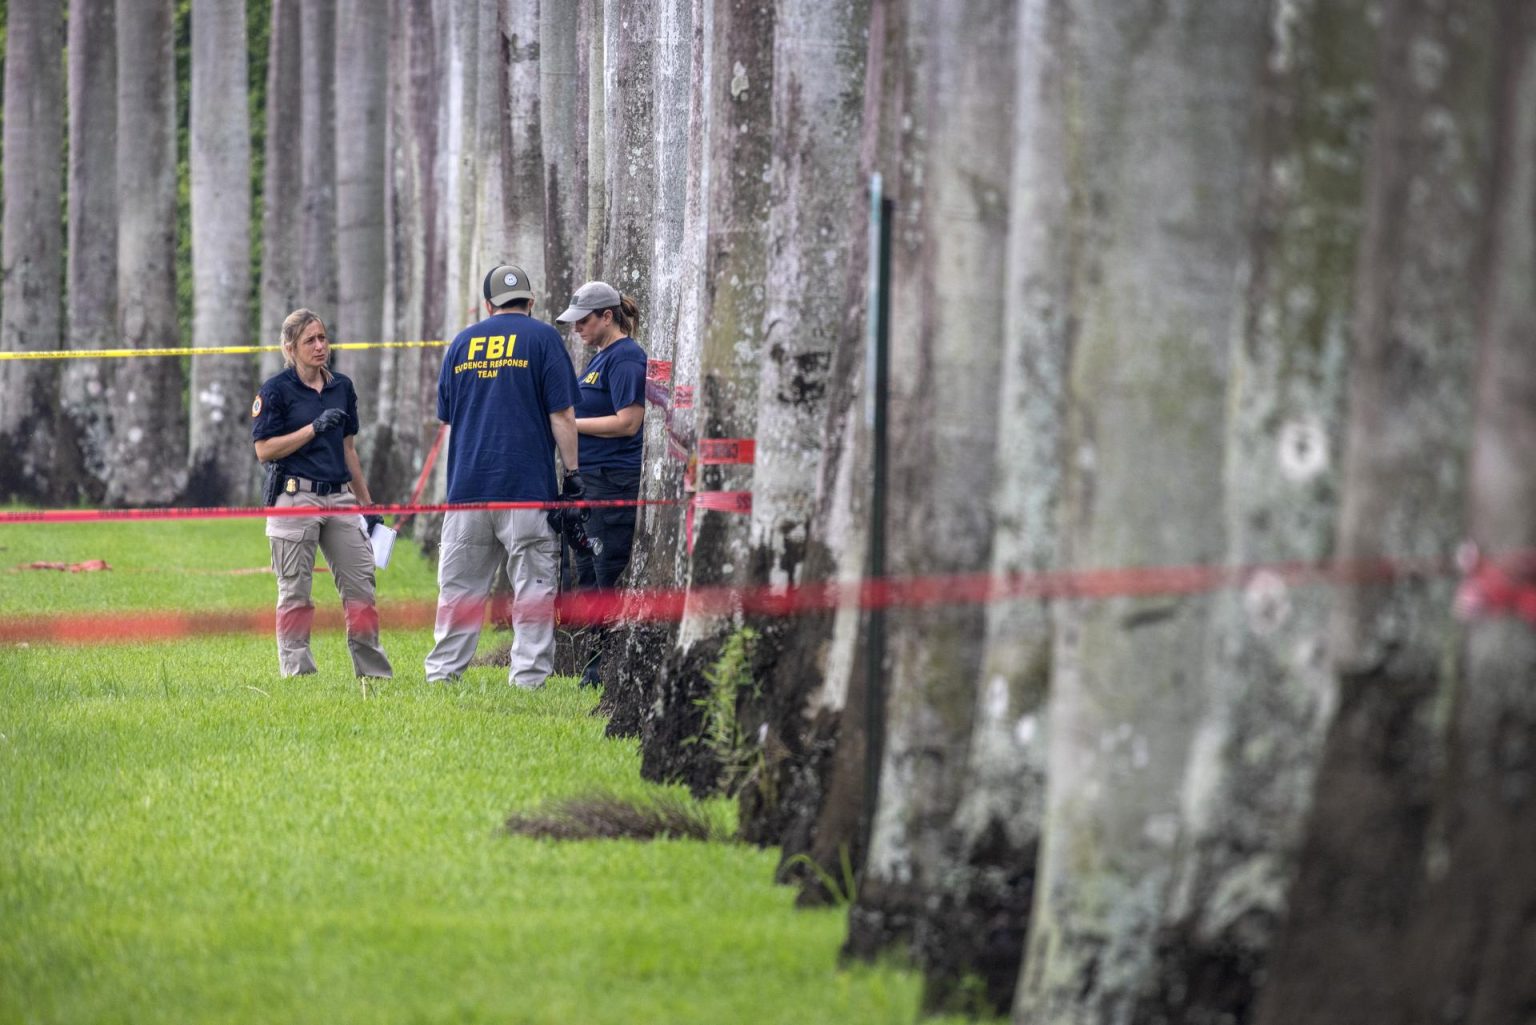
{"left": 1139, "top": 0, "right": 1377, "bottom": 1018}
{"left": 1253, "top": 1, "right": 1495, "bottom": 1020}
{"left": 539, "top": 0, "right": 589, "bottom": 362}
{"left": 1014, "top": 0, "right": 1268, "bottom": 1018}
{"left": 500, "top": 0, "right": 546, "bottom": 285}
{"left": 1391, "top": 9, "right": 1536, "bottom": 1015}
{"left": 187, "top": 0, "right": 255, "bottom": 505}
{"left": 109, "top": 0, "right": 185, "bottom": 506}
{"left": 843, "top": 0, "right": 1016, "bottom": 965}
{"left": 336, "top": 0, "right": 390, "bottom": 406}
{"left": 0, "top": 0, "right": 66, "bottom": 501}
{"left": 583, "top": 1, "right": 606, "bottom": 280}
{"left": 600, "top": 0, "right": 656, "bottom": 297}
{"left": 374, "top": 0, "right": 445, "bottom": 508}
{"left": 259, "top": 0, "right": 302, "bottom": 380}
{"left": 638, "top": 0, "right": 776, "bottom": 795}
{"left": 59, "top": 0, "right": 118, "bottom": 506}
{"left": 602, "top": 0, "right": 702, "bottom": 740}
{"left": 300, "top": 0, "right": 338, "bottom": 324}
{"left": 917, "top": 0, "right": 1070, "bottom": 1012}
{"left": 732, "top": 0, "right": 869, "bottom": 848}
{"left": 765, "top": 0, "right": 905, "bottom": 906}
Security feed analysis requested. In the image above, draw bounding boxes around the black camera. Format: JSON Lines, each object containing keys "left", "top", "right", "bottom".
{"left": 549, "top": 508, "right": 603, "bottom": 557}
{"left": 565, "top": 514, "right": 603, "bottom": 557}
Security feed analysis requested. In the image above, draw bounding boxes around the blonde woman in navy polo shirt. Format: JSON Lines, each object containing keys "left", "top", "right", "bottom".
{"left": 555, "top": 280, "right": 648, "bottom": 689}
{"left": 251, "top": 309, "right": 393, "bottom": 679}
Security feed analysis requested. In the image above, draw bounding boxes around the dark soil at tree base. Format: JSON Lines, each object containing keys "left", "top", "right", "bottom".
{"left": 602, "top": 621, "right": 675, "bottom": 739}
{"left": 781, "top": 636, "right": 873, "bottom": 908}
{"left": 1251, "top": 667, "right": 1440, "bottom": 1025}
{"left": 843, "top": 877, "right": 921, "bottom": 964}
{"left": 732, "top": 616, "right": 811, "bottom": 846}
{"left": 1130, "top": 913, "right": 1273, "bottom": 1025}
{"left": 640, "top": 636, "right": 724, "bottom": 797}
{"left": 917, "top": 820, "right": 1035, "bottom": 1018}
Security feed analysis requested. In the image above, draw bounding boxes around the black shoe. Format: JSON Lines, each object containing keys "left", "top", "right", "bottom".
{"left": 578, "top": 666, "right": 602, "bottom": 689}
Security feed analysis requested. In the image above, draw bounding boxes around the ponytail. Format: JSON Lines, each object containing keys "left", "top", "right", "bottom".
{"left": 612, "top": 294, "right": 640, "bottom": 336}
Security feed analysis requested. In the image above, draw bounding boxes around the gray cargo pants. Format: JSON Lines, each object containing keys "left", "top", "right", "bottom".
{"left": 424, "top": 508, "right": 559, "bottom": 689}
{"left": 266, "top": 490, "right": 394, "bottom": 678}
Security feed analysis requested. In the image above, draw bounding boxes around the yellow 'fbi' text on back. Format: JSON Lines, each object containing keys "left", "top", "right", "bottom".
{"left": 453, "top": 334, "right": 528, "bottom": 378}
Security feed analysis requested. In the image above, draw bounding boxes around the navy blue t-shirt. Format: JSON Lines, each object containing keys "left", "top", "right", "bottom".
{"left": 251, "top": 367, "right": 358, "bottom": 483}
{"left": 575, "top": 336, "right": 647, "bottom": 472}
{"left": 437, "top": 312, "right": 579, "bottom": 503}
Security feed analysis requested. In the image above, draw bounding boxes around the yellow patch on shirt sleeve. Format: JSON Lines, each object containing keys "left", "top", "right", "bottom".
{"left": 251, "top": 394, "right": 263, "bottom": 417}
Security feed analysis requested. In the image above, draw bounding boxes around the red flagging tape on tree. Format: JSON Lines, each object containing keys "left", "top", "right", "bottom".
{"left": 0, "top": 553, "right": 1476, "bottom": 649}
{"left": 697, "top": 439, "right": 755, "bottom": 465}
{"left": 645, "top": 378, "right": 675, "bottom": 409}
{"left": 692, "top": 491, "right": 752, "bottom": 514}
{"left": 1454, "top": 544, "right": 1536, "bottom": 626}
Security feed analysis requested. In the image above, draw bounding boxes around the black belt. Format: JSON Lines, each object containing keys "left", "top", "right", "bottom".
{"left": 284, "top": 476, "right": 351, "bottom": 496}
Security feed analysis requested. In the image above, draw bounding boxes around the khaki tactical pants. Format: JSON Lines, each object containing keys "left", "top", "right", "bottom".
{"left": 266, "top": 491, "right": 393, "bottom": 678}
{"left": 424, "top": 508, "right": 559, "bottom": 689}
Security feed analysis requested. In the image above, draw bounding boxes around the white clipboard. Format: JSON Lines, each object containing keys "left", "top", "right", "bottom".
{"left": 369, "top": 522, "right": 398, "bottom": 570}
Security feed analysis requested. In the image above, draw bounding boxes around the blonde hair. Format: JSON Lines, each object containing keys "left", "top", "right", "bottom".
{"left": 279, "top": 308, "right": 327, "bottom": 369}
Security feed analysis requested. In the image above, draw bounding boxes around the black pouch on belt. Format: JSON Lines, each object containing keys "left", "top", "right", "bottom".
{"left": 262, "top": 463, "right": 282, "bottom": 507}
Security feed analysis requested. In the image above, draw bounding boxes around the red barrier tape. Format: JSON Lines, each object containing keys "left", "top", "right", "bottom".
{"left": 0, "top": 497, "right": 679, "bottom": 525}
{"left": 396, "top": 424, "right": 448, "bottom": 523}
{"left": 0, "top": 554, "right": 1469, "bottom": 648}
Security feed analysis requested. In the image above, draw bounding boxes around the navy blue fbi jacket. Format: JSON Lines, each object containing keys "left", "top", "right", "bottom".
{"left": 436, "top": 311, "right": 579, "bottom": 504}
{"left": 575, "top": 335, "right": 647, "bottom": 473}
{"left": 251, "top": 367, "right": 359, "bottom": 484}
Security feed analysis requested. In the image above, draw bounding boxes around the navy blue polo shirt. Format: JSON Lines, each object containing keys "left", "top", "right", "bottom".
{"left": 575, "top": 336, "right": 647, "bottom": 472}
{"left": 251, "top": 367, "right": 359, "bottom": 484}
{"left": 436, "top": 311, "right": 579, "bottom": 503}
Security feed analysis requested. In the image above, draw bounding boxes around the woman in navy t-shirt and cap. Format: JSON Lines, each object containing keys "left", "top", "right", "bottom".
{"left": 555, "top": 280, "right": 648, "bottom": 688}
{"left": 251, "top": 308, "right": 393, "bottom": 680}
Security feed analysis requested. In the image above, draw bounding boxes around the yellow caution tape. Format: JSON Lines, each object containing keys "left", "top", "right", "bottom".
{"left": 0, "top": 340, "right": 449, "bottom": 361}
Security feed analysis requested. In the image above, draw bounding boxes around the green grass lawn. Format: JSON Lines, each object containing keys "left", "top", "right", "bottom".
{"left": 0, "top": 518, "right": 932, "bottom": 1025}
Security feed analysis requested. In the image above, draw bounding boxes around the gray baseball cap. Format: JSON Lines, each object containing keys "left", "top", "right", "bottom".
{"left": 556, "top": 280, "right": 622, "bottom": 322}
{"left": 483, "top": 264, "right": 534, "bottom": 306}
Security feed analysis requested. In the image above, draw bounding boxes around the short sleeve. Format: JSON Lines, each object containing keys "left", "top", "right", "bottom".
{"left": 606, "top": 357, "right": 646, "bottom": 411}
{"left": 251, "top": 382, "right": 285, "bottom": 441}
{"left": 344, "top": 379, "right": 361, "bottom": 436}
{"left": 540, "top": 333, "right": 578, "bottom": 413}
{"left": 437, "top": 346, "right": 453, "bottom": 423}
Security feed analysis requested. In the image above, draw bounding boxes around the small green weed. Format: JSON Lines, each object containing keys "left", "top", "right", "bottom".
{"left": 689, "top": 626, "right": 761, "bottom": 793}
{"left": 782, "top": 846, "right": 860, "bottom": 906}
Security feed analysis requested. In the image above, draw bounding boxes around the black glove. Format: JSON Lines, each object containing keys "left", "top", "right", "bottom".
{"left": 364, "top": 514, "right": 384, "bottom": 534}
{"left": 561, "top": 470, "right": 586, "bottom": 501}
{"left": 312, "top": 407, "right": 347, "bottom": 435}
